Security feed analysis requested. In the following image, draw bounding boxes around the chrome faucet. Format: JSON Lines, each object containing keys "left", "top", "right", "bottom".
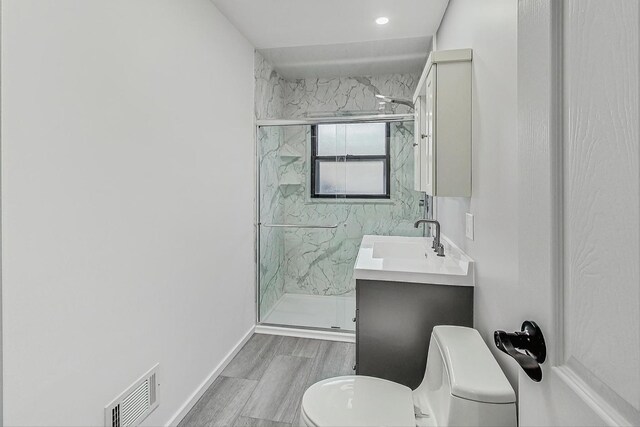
{"left": 414, "top": 219, "right": 445, "bottom": 257}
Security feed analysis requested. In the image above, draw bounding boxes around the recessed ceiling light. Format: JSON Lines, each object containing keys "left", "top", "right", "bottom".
{"left": 375, "top": 17, "right": 389, "bottom": 25}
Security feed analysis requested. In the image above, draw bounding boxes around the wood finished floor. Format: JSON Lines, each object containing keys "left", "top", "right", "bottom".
{"left": 178, "top": 334, "right": 355, "bottom": 427}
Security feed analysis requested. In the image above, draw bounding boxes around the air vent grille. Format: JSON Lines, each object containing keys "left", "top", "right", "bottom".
{"left": 105, "top": 364, "right": 159, "bottom": 427}
{"left": 121, "top": 380, "right": 150, "bottom": 426}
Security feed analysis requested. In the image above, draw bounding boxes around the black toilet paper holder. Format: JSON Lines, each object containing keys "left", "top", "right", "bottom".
{"left": 494, "top": 320, "right": 546, "bottom": 382}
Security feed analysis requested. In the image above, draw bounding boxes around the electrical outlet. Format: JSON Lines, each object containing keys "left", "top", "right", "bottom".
{"left": 465, "top": 213, "right": 474, "bottom": 240}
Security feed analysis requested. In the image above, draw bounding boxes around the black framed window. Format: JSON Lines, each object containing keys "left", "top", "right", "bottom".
{"left": 311, "top": 122, "right": 391, "bottom": 199}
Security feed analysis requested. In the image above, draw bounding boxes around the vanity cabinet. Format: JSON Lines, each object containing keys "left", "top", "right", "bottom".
{"left": 413, "top": 48, "right": 472, "bottom": 196}
{"left": 355, "top": 279, "right": 473, "bottom": 389}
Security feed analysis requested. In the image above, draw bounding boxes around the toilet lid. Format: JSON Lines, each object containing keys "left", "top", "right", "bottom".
{"left": 301, "top": 376, "right": 415, "bottom": 427}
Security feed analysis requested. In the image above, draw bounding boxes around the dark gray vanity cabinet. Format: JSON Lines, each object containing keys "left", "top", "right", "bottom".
{"left": 355, "top": 279, "right": 473, "bottom": 389}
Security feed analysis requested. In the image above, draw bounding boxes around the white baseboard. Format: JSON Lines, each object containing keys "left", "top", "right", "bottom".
{"left": 255, "top": 325, "right": 355, "bottom": 343}
{"left": 165, "top": 326, "right": 255, "bottom": 427}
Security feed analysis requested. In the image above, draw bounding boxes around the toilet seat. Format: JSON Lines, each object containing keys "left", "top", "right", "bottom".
{"left": 300, "top": 375, "right": 416, "bottom": 427}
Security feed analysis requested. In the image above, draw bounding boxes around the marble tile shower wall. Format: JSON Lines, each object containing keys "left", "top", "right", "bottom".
{"left": 280, "top": 74, "right": 423, "bottom": 297}
{"left": 255, "top": 52, "right": 285, "bottom": 120}
{"left": 282, "top": 74, "right": 418, "bottom": 118}
{"left": 281, "top": 121, "right": 422, "bottom": 297}
{"left": 255, "top": 53, "right": 287, "bottom": 318}
{"left": 256, "top": 55, "right": 424, "bottom": 308}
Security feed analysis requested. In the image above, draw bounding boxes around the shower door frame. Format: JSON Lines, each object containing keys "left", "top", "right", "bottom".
{"left": 254, "top": 114, "right": 414, "bottom": 330}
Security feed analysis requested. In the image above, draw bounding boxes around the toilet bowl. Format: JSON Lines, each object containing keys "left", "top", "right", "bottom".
{"left": 300, "top": 326, "right": 517, "bottom": 427}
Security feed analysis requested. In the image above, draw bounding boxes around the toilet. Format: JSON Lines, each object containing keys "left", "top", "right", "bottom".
{"left": 300, "top": 326, "right": 517, "bottom": 427}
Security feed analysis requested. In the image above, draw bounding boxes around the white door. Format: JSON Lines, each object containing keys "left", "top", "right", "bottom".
{"left": 517, "top": 1, "right": 639, "bottom": 425}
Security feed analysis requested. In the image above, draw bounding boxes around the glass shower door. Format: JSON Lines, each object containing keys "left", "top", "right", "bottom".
{"left": 257, "top": 123, "right": 351, "bottom": 331}
{"left": 257, "top": 119, "right": 420, "bottom": 332}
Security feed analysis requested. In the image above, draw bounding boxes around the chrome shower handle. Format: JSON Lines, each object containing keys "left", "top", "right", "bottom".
{"left": 260, "top": 223, "right": 339, "bottom": 229}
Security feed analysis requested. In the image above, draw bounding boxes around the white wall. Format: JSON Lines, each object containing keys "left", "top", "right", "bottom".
{"left": 434, "top": 0, "right": 521, "bottom": 385}
{"left": 1, "top": 1, "right": 255, "bottom": 425}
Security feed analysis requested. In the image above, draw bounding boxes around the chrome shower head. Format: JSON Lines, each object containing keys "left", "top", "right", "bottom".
{"left": 375, "top": 94, "right": 414, "bottom": 109}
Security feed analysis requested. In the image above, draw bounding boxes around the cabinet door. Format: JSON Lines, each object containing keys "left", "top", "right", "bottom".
{"left": 424, "top": 66, "right": 436, "bottom": 195}
{"left": 356, "top": 279, "right": 473, "bottom": 389}
{"left": 413, "top": 98, "right": 422, "bottom": 191}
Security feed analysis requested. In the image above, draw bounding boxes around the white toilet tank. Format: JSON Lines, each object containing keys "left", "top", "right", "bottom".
{"left": 413, "top": 326, "right": 517, "bottom": 427}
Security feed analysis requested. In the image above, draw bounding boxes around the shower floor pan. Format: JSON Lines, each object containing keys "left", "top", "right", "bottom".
{"left": 261, "top": 293, "right": 356, "bottom": 332}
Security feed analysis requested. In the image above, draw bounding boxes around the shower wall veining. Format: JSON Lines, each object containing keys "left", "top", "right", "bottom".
{"left": 256, "top": 52, "right": 423, "bottom": 319}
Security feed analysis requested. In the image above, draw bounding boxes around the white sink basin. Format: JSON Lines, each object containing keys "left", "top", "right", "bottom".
{"left": 354, "top": 235, "right": 475, "bottom": 286}
{"left": 372, "top": 241, "right": 428, "bottom": 260}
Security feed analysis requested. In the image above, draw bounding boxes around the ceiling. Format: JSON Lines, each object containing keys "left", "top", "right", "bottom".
{"left": 211, "top": 0, "right": 450, "bottom": 79}
{"left": 257, "top": 37, "right": 432, "bottom": 79}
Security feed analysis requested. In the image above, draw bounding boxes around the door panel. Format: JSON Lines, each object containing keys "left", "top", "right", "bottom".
{"left": 414, "top": 97, "right": 422, "bottom": 191}
{"left": 518, "top": 1, "right": 640, "bottom": 425}
{"left": 563, "top": 0, "right": 639, "bottom": 412}
{"left": 424, "top": 68, "right": 435, "bottom": 195}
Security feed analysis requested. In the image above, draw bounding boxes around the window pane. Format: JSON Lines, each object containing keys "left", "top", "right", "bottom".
{"left": 316, "top": 161, "right": 386, "bottom": 195}
{"left": 345, "top": 123, "right": 386, "bottom": 155}
{"left": 316, "top": 161, "right": 346, "bottom": 194}
{"left": 316, "top": 123, "right": 385, "bottom": 156}
{"left": 316, "top": 124, "right": 346, "bottom": 156}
